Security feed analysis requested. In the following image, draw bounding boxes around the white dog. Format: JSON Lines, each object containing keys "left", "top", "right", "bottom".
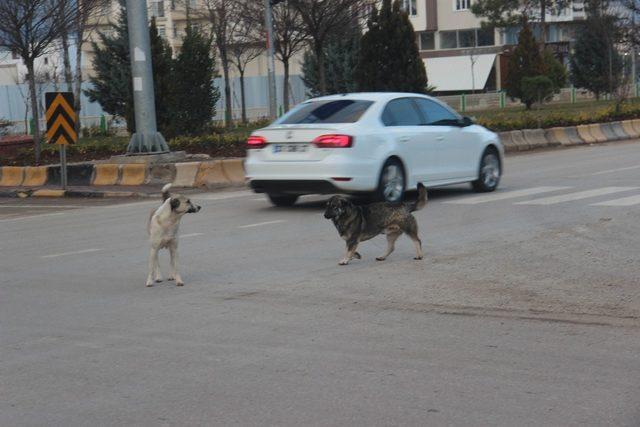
{"left": 146, "top": 184, "right": 201, "bottom": 287}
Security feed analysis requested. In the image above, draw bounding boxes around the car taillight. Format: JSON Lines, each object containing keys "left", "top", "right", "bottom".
{"left": 247, "top": 135, "right": 267, "bottom": 149}
{"left": 313, "top": 134, "right": 353, "bottom": 148}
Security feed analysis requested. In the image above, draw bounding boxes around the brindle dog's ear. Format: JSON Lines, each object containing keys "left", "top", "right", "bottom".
{"left": 170, "top": 198, "right": 180, "bottom": 210}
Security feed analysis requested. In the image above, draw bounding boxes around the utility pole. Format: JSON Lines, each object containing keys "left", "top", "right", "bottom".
{"left": 264, "top": 0, "right": 281, "bottom": 120}
{"left": 125, "top": 0, "right": 169, "bottom": 154}
{"left": 632, "top": 3, "right": 637, "bottom": 92}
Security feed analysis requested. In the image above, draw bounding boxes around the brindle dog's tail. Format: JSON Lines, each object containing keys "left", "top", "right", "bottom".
{"left": 410, "top": 183, "right": 427, "bottom": 212}
{"left": 161, "top": 183, "right": 172, "bottom": 201}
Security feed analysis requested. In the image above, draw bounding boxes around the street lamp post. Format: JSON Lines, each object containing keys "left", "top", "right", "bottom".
{"left": 125, "top": 0, "right": 169, "bottom": 154}
{"left": 264, "top": 0, "right": 283, "bottom": 120}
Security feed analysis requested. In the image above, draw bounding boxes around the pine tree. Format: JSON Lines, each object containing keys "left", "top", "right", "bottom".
{"left": 171, "top": 23, "right": 219, "bottom": 136}
{"left": 355, "top": 0, "right": 427, "bottom": 93}
{"left": 505, "top": 18, "right": 545, "bottom": 109}
{"left": 149, "top": 18, "right": 174, "bottom": 137}
{"left": 301, "top": 27, "right": 361, "bottom": 97}
{"left": 85, "top": 0, "right": 134, "bottom": 132}
{"left": 570, "top": 14, "right": 623, "bottom": 100}
{"left": 541, "top": 49, "right": 567, "bottom": 93}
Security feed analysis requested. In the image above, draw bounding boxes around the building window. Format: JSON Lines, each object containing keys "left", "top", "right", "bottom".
{"left": 440, "top": 31, "right": 458, "bottom": 49}
{"left": 477, "top": 27, "right": 495, "bottom": 46}
{"left": 420, "top": 32, "right": 435, "bottom": 50}
{"left": 157, "top": 26, "right": 166, "bottom": 37}
{"left": 401, "top": 0, "right": 417, "bottom": 15}
{"left": 44, "top": 57, "right": 49, "bottom": 65}
{"left": 150, "top": 0, "right": 164, "bottom": 18}
{"left": 189, "top": 0, "right": 197, "bottom": 7}
{"left": 455, "top": 0, "right": 470, "bottom": 11}
{"left": 171, "top": 0, "right": 175, "bottom": 10}
{"left": 439, "top": 28, "right": 494, "bottom": 49}
{"left": 173, "top": 24, "right": 179, "bottom": 38}
{"left": 458, "top": 29, "right": 475, "bottom": 47}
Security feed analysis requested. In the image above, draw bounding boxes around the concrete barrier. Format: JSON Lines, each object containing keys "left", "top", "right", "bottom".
{"left": 576, "top": 125, "right": 597, "bottom": 143}
{"left": 33, "top": 189, "right": 65, "bottom": 197}
{"left": 194, "top": 160, "right": 228, "bottom": 187}
{"left": 609, "top": 122, "right": 630, "bottom": 140}
{"left": 631, "top": 119, "right": 640, "bottom": 136}
{"left": 545, "top": 127, "right": 571, "bottom": 146}
{"left": 509, "top": 130, "right": 530, "bottom": 151}
{"left": 622, "top": 120, "right": 640, "bottom": 139}
{"left": 147, "top": 163, "right": 176, "bottom": 185}
{"left": 23, "top": 166, "right": 48, "bottom": 186}
{"left": 221, "top": 158, "right": 246, "bottom": 183}
{"left": 120, "top": 164, "right": 146, "bottom": 185}
{"left": 588, "top": 123, "right": 608, "bottom": 143}
{"left": 0, "top": 166, "right": 25, "bottom": 186}
{"left": 48, "top": 164, "right": 94, "bottom": 186}
{"left": 599, "top": 123, "right": 619, "bottom": 141}
{"left": 498, "top": 132, "right": 518, "bottom": 152}
{"left": 564, "top": 127, "right": 585, "bottom": 145}
{"left": 523, "top": 129, "right": 548, "bottom": 148}
{"left": 93, "top": 164, "right": 120, "bottom": 186}
{"left": 173, "top": 162, "right": 201, "bottom": 187}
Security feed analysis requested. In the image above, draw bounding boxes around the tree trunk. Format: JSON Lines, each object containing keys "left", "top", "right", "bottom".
{"left": 540, "top": 1, "right": 547, "bottom": 45}
{"left": 239, "top": 68, "right": 247, "bottom": 124}
{"left": 74, "top": 38, "right": 83, "bottom": 135}
{"left": 61, "top": 30, "right": 73, "bottom": 93}
{"left": 315, "top": 42, "right": 326, "bottom": 95}
{"left": 221, "top": 53, "right": 233, "bottom": 126}
{"left": 283, "top": 58, "right": 290, "bottom": 111}
{"left": 26, "top": 61, "right": 41, "bottom": 165}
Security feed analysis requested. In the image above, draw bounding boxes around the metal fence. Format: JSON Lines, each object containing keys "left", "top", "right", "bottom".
{"left": 2, "top": 77, "right": 638, "bottom": 136}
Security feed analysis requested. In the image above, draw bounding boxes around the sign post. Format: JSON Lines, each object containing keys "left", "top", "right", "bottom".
{"left": 45, "top": 92, "right": 77, "bottom": 190}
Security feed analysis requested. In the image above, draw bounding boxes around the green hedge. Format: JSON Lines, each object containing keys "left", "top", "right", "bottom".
{"left": 475, "top": 103, "right": 640, "bottom": 132}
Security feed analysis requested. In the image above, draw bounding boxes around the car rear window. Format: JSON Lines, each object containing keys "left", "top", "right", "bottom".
{"left": 278, "top": 100, "right": 373, "bottom": 124}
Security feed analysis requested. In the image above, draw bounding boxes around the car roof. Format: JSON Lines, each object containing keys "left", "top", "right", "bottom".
{"left": 306, "top": 92, "right": 435, "bottom": 103}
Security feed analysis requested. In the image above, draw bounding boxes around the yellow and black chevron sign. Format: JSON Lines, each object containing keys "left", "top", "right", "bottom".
{"left": 45, "top": 92, "right": 77, "bottom": 145}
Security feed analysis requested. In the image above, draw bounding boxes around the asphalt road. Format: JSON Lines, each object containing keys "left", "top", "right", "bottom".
{"left": 2, "top": 142, "right": 640, "bottom": 426}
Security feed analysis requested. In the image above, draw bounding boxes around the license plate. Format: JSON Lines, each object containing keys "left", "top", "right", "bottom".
{"left": 272, "top": 144, "right": 309, "bottom": 153}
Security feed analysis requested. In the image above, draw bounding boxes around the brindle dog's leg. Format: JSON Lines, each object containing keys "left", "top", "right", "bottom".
{"left": 376, "top": 231, "right": 402, "bottom": 261}
{"left": 408, "top": 232, "right": 423, "bottom": 260}
{"left": 339, "top": 240, "right": 360, "bottom": 265}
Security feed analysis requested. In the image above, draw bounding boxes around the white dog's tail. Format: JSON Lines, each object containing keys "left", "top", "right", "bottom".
{"left": 161, "top": 183, "right": 172, "bottom": 201}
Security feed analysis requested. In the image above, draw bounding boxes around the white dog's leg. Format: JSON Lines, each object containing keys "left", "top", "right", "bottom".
{"left": 153, "top": 255, "right": 163, "bottom": 283}
{"left": 146, "top": 247, "right": 159, "bottom": 287}
{"left": 169, "top": 242, "right": 183, "bottom": 286}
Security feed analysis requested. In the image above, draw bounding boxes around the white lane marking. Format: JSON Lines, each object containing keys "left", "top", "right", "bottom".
{"left": 591, "top": 195, "right": 640, "bottom": 206}
{"left": 445, "top": 186, "right": 571, "bottom": 205}
{"left": 515, "top": 187, "right": 639, "bottom": 205}
{"left": 0, "top": 212, "right": 66, "bottom": 223}
{"left": 568, "top": 165, "right": 640, "bottom": 178}
{"left": 238, "top": 220, "right": 286, "bottom": 229}
{"left": 0, "top": 204, "right": 83, "bottom": 209}
{"left": 41, "top": 248, "right": 102, "bottom": 259}
{"left": 198, "top": 191, "right": 253, "bottom": 201}
{"left": 179, "top": 232, "right": 204, "bottom": 238}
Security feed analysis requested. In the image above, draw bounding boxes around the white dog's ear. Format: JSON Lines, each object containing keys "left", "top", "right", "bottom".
{"left": 170, "top": 198, "right": 180, "bottom": 210}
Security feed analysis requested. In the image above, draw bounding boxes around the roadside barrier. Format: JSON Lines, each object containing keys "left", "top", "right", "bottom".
{"left": 173, "top": 162, "right": 201, "bottom": 187}
{"left": 120, "top": 164, "right": 146, "bottom": 186}
{"left": 194, "top": 160, "right": 228, "bottom": 187}
{"left": 2, "top": 119, "right": 639, "bottom": 189}
{"left": 93, "top": 164, "right": 120, "bottom": 186}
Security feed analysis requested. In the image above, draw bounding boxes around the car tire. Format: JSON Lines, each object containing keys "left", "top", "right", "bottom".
{"left": 375, "top": 158, "right": 405, "bottom": 204}
{"left": 267, "top": 193, "right": 299, "bottom": 207}
{"left": 472, "top": 150, "right": 501, "bottom": 192}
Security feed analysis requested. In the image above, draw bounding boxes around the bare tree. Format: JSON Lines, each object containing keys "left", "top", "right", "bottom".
{"left": 197, "top": 0, "right": 241, "bottom": 125}
{"left": 228, "top": 13, "right": 264, "bottom": 124}
{"left": 0, "top": 0, "right": 77, "bottom": 164}
{"left": 244, "top": 0, "right": 308, "bottom": 111}
{"left": 69, "top": 0, "right": 111, "bottom": 133}
{"left": 289, "top": 0, "right": 369, "bottom": 95}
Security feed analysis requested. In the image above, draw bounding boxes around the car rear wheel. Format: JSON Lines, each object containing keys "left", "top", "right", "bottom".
{"left": 472, "top": 150, "right": 501, "bottom": 192}
{"left": 267, "top": 193, "right": 299, "bottom": 207}
{"left": 376, "top": 159, "right": 405, "bottom": 204}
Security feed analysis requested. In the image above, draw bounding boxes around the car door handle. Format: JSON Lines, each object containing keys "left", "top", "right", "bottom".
{"left": 436, "top": 136, "right": 444, "bottom": 141}
{"left": 398, "top": 136, "right": 410, "bottom": 142}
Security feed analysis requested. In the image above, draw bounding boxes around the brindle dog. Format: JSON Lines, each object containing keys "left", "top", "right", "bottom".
{"left": 324, "top": 183, "right": 427, "bottom": 265}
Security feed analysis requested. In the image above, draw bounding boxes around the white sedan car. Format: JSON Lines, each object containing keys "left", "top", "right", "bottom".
{"left": 245, "top": 92, "right": 504, "bottom": 207}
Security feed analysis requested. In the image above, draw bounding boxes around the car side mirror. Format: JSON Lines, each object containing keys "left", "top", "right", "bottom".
{"left": 459, "top": 116, "right": 474, "bottom": 127}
